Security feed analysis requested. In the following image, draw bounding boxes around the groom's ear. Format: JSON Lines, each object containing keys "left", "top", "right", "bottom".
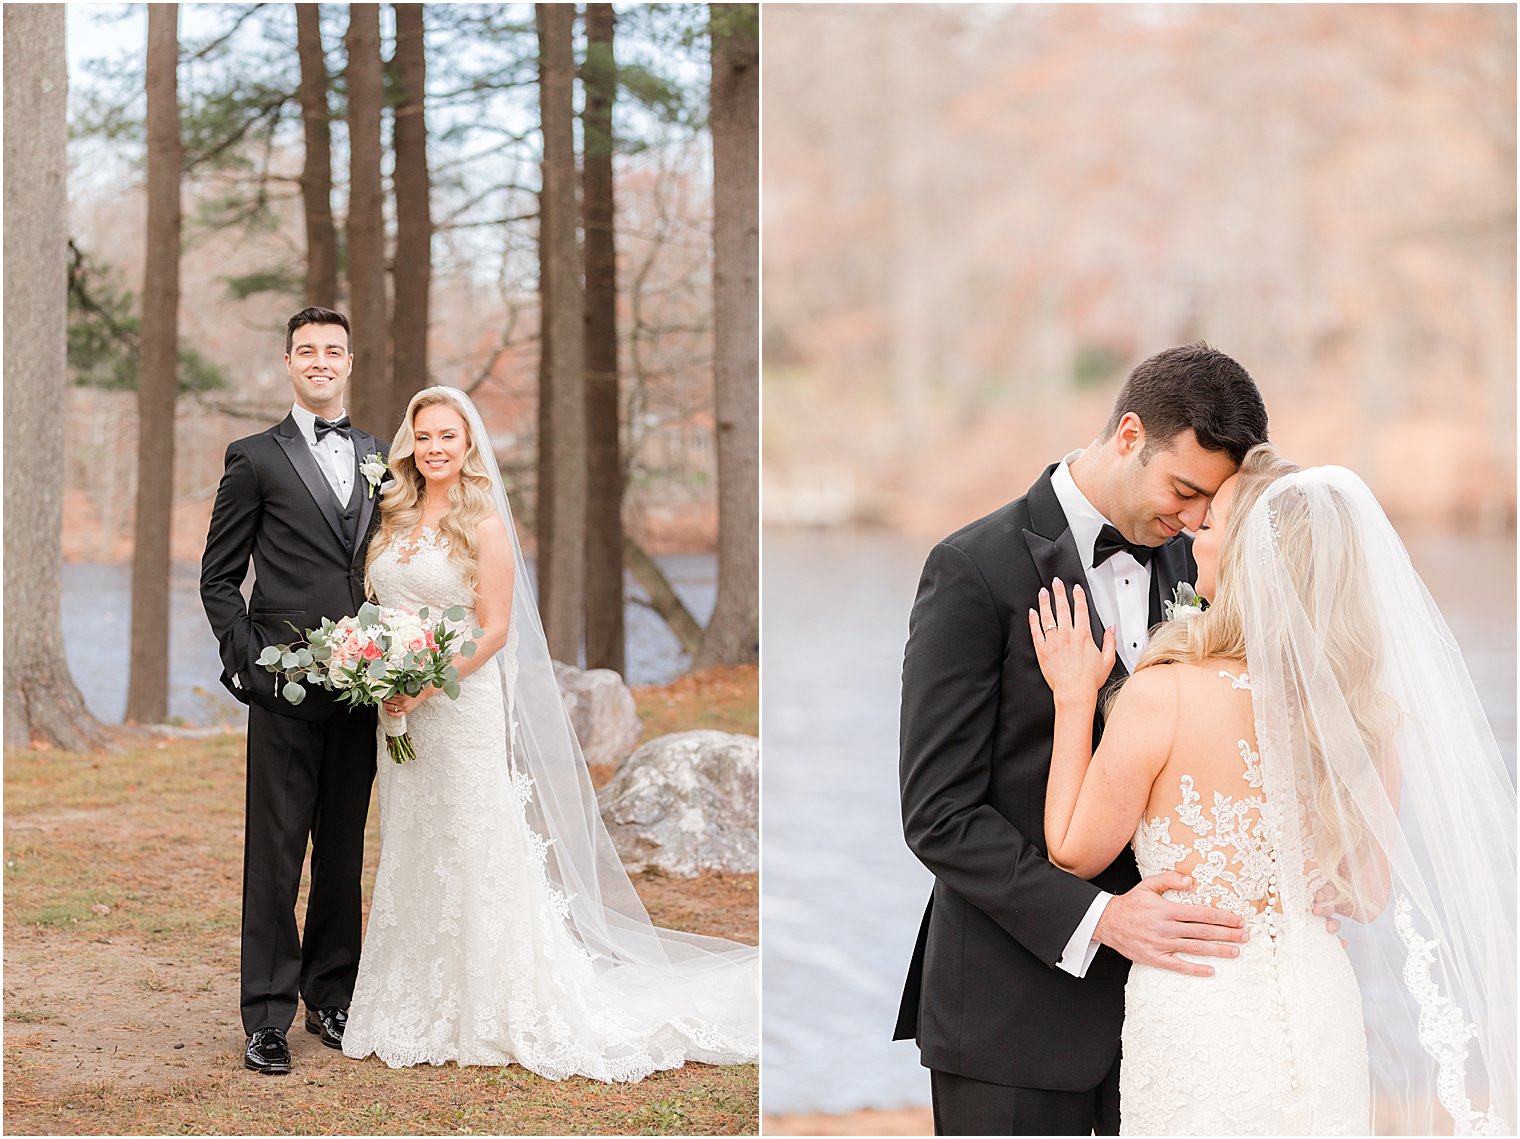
{"left": 1113, "top": 412, "right": 1145, "bottom": 457}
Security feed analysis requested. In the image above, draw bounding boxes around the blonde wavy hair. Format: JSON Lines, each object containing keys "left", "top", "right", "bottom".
{"left": 1134, "top": 443, "right": 1396, "bottom": 907}
{"left": 364, "top": 387, "right": 499, "bottom": 597}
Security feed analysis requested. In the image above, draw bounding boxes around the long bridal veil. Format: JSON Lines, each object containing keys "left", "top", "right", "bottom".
{"left": 1236, "top": 467, "right": 1514, "bottom": 1134}
{"left": 427, "top": 386, "right": 757, "bottom": 1064}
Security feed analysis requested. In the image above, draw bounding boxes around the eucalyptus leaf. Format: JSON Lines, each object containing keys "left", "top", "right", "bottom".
{"left": 281, "top": 651, "right": 299, "bottom": 670}
{"left": 282, "top": 682, "right": 306, "bottom": 705}
{"left": 367, "top": 659, "right": 388, "bottom": 679}
{"left": 461, "top": 641, "right": 478, "bottom": 658}
{"left": 442, "top": 679, "right": 461, "bottom": 700}
{"left": 256, "top": 645, "right": 281, "bottom": 667}
{"left": 358, "top": 601, "right": 380, "bottom": 627}
{"left": 406, "top": 677, "right": 423, "bottom": 697}
{"left": 444, "top": 605, "right": 466, "bottom": 622}
{"left": 296, "top": 648, "right": 314, "bottom": 667}
{"left": 418, "top": 606, "right": 430, "bottom": 620}
{"left": 288, "top": 669, "right": 305, "bottom": 684}
{"left": 471, "top": 626, "right": 485, "bottom": 639}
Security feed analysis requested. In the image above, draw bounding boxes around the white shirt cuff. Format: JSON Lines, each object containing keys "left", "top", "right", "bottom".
{"left": 1055, "top": 892, "right": 1112, "bottom": 978}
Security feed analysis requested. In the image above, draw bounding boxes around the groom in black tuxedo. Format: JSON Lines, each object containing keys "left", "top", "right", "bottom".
{"left": 201, "top": 307, "right": 388, "bottom": 1074}
{"left": 896, "top": 345, "right": 1271, "bottom": 1134}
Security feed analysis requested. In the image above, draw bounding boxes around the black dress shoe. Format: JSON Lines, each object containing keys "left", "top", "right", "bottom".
{"left": 304, "top": 1005, "right": 347, "bottom": 1049}
{"left": 244, "top": 1027, "right": 291, "bottom": 1074}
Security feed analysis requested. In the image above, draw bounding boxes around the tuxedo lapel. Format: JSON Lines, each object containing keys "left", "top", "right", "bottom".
{"left": 350, "top": 431, "right": 378, "bottom": 568}
{"left": 1148, "top": 535, "right": 1192, "bottom": 628}
{"left": 274, "top": 414, "right": 347, "bottom": 547}
{"left": 1022, "top": 466, "right": 1123, "bottom": 689}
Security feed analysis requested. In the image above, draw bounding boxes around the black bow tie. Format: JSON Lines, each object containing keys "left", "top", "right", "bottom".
{"left": 1092, "top": 523, "right": 1156, "bottom": 568}
{"left": 314, "top": 414, "right": 351, "bottom": 441}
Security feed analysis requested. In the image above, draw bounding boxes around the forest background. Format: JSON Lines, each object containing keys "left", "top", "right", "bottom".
{"left": 12, "top": 1, "right": 758, "bottom": 743}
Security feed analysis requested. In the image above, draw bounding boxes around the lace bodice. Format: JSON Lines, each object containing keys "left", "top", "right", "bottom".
{"left": 369, "top": 526, "right": 476, "bottom": 617}
{"left": 1131, "top": 670, "right": 1287, "bottom": 936}
{"left": 369, "top": 525, "right": 519, "bottom": 683}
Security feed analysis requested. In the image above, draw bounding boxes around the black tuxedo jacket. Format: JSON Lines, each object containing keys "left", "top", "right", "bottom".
{"left": 895, "top": 463, "right": 1195, "bottom": 1090}
{"left": 200, "top": 413, "right": 387, "bottom": 722}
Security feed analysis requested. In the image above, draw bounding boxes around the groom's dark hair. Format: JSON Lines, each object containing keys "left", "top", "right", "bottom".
{"left": 1101, "top": 342, "right": 1268, "bottom": 465}
{"left": 286, "top": 306, "right": 352, "bottom": 355}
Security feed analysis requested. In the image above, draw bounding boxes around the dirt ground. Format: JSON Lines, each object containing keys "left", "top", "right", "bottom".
{"left": 4, "top": 668, "right": 758, "bottom": 1135}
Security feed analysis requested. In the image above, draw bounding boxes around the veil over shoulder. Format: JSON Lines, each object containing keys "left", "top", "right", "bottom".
{"left": 1236, "top": 467, "right": 1514, "bottom": 1134}
{"left": 425, "top": 386, "right": 756, "bottom": 1065}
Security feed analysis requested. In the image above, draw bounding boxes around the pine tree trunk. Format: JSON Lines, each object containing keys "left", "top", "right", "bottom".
{"left": 535, "top": 4, "right": 587, "bottom": 665}
{"left": 537, "top": 230, "right": 555, "bottom": 626}
{"left": 389, "top": 3, "right": 430, "bottom": 430}
{"left": 3, "top": 4, "right": 110, "bottom": 750}
{"left": 125, "top": 4, "right": 183, "bottom": 724}
{"left": 345, "top": 4, "right": 387, "bottom": 431}
{"left": 296, "top": 3, "right": 337, "bottom": 308}
{"left": 696, "top": 4, "right": 759, "bottom": 668}
{"left": 582, "top": 3, "right": 624, "bottom": 675}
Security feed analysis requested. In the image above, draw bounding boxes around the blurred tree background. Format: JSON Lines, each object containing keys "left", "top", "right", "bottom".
{"left": 763, "top": 4, "right": 1515, "bottom": 536}
{"left": 759, "top": 8, "right": 1514, "bottom": 1131}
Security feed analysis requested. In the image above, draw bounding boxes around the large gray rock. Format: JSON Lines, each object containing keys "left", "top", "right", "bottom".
{"left": 596, "top": 730, "right": 758, "bottom": 877}
{"left": 553, "top": 661, "right": 643, "bottom": 768}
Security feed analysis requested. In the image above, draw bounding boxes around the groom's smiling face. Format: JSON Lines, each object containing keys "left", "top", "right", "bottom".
{"left": 285, "top": 322, "right": 353, "bottom": 415}
{"left": 1111, "top": 417, "right": 1238, "bottom": 546}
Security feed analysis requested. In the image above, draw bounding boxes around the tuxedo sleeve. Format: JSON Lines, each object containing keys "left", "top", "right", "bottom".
{"left": 899, "top": 540, "right": 1100, "bottom": 968}
{"left": 200, "top": 441, "right": 262, "bottom": 688}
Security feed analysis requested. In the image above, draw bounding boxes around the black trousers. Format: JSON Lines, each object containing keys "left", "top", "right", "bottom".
{"left": 931, "top": 1055, "right": 1121, "bottom": 1136}
{"left": 240, "top": 702, "right": 376, "bottom": 1035}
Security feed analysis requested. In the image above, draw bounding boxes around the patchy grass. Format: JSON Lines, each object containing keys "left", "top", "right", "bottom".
{"left": 4, "top": 673, "right": 757, "bottom": 1136}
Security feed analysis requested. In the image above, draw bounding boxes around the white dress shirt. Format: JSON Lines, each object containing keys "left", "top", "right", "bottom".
{"left": 1046, "top": 449, "right": 1156, "bottom": 977}
{"left": 291, "top": 403, "right": 355, "bottom": 503}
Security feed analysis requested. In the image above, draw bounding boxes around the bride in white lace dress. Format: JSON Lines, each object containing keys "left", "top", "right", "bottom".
{"left": 1029, "top": 445, "right": 1513, "bottom": 1135}
{"left": 340, "top": 387, "right": 758, "bottom": 1080}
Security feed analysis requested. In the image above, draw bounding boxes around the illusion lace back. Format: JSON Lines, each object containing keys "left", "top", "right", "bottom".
{"left": 1119, "top": 665, "right": 1370, "bottom": 1135}
{"left": 342, "top": 528, "right": 754, "bottom": 1080}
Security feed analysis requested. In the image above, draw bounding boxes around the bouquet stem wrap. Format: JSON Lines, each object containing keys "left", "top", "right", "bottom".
{"left": 380, "top": 710, "right": 415, "bottom": 763}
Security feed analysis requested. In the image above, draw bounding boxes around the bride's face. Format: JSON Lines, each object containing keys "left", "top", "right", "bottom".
{"left": 1192, "top": 473, "right": 1237, "bottom": 602}
{"left": 411, "top": 403, "right": 471, "bottom": 490}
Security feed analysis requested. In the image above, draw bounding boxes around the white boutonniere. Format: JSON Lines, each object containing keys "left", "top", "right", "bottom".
{"left": 360, "top": 452, "right": 388, "bottom": 499}
{"left": 1164, "top": 581, "right": 1207, "bottom": 621}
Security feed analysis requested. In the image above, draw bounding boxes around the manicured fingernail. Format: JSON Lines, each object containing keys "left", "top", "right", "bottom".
{"left": 1053, "top": 577, "right": 1062, "bottom": 587}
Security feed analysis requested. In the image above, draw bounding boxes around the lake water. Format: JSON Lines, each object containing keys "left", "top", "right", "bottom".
{"left": 62, "top": 555, "right": 717, "bottom": 726}
{"left": 761, "top": 525, "right": 1517, "bottom": 1116}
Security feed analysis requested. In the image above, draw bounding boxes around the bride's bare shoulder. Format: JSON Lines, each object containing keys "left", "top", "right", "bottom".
{"left": 1116, "top": 656, "right": 1247, "bottom": 715}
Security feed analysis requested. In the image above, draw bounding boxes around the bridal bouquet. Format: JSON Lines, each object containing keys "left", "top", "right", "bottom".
{"left": 258, "top": 602, "right": 484, "bottom": 763}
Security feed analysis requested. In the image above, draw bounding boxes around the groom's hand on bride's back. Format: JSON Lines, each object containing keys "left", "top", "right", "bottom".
{"left": 1094, "top": 872, "right": 1250, "bottom": 977}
